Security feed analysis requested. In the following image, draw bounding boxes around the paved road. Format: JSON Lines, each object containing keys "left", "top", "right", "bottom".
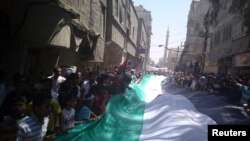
{"left": 161, "top": 78, "right": 250, "bottom": 125}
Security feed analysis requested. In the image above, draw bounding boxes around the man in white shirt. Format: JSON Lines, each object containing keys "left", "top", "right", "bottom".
{"left": 81, "top": 71, "right": 97, "bottom": 100}
{"left": 48, "top": 67, "right": 66, "bottom": 100}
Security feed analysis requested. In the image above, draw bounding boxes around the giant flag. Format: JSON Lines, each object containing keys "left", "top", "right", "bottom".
{"left": 55, "top": 74, "right": 216, "bottom": 141}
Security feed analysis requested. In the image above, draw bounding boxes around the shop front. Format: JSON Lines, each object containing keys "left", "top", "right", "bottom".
{"left": 232, "top": 52, "right": 250, "bottom": 75}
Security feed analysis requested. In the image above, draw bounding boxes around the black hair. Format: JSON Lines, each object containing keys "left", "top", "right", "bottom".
{"left": 1, "top": 91, "right": 27, "bottom": 117}
{"left": 94, "top": 85, "right": 108, "bottom": 96}
{"left": 67, "top": 73, "right": 78, "bottom": 81}
{"left": 53, "top": 67, "right": 61, "bottom": 73}
{"left": 65, "top": 90, "right": 78, "bottom": 101}
{"left": 89, "top": 71, "right": 97, "bottom": 76}
{"left": 59, "top": 87, "right": 78, "bottom": 108}
{"left": 124, "top": 74, "right": 132, "bottom": 83}
{"left": 98, "top": 74, "right": 109, "bottom": 84}
{"left": 13, "top": 94, "right": 27, "bottom": 104}
{"left": 32, "top": 92, "right": 52, "bottom": 109}
{"left": 32, "top": 78, "right": 52, "bottom": 97}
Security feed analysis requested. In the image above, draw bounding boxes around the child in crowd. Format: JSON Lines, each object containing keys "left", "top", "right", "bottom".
{"left": 17, "top": 92, "right": 52, "bottom": 141}
{"left": 0, "top": 91, "right": 27, "bottom": 140}
{"left": 92, "top": 85, "right": 109, "bottom": 116}
{"left": 75, "top": 99, "right": 97, "bottom": 123}
{"left": 1, "top": 91, "right": 27, "bottom": 122}
{"left": 29, "top": 79, "right": 64, "bottom": 140}
{"left": 61, "top": 90, "right": 77, "bottom": 130}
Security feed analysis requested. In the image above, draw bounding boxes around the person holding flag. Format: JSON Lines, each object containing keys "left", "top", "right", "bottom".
{"left": 54, "top": 57, "right": 216, "bottom": 141}
{"left": 108, "top": 58, "right": 132, "bottom": 95}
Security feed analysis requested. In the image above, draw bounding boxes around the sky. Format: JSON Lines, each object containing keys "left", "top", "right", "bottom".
{"left": 133, "top": 0, "right": 193, "bottom": 63}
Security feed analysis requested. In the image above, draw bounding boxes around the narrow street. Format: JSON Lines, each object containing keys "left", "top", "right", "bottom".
{"left": 1, "top": 0, "right": 250, "bottom": 140}
{"left": 162, "top": 78, "right": 250, "bottom": 125}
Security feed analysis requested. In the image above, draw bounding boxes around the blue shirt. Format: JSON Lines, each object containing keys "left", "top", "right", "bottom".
{"left": 76, "top": 106, "right": 91, "bottom": 121}
{"left": 17, "top": 114, "right": 49, "bottom": 141}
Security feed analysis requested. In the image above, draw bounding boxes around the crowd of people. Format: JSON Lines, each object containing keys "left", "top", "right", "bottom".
{"left": 0, "top": 67, "right": 142, "bottom": 141}
{"left": 151, "top": 71, "right": 250, "bottom": 114}
{"left": 0, "top": 66, "right": 249, "bottom": 140}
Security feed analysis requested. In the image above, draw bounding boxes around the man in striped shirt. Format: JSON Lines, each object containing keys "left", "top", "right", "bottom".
{"left": 17, "top": 92, "right": 52, "bottom": 141}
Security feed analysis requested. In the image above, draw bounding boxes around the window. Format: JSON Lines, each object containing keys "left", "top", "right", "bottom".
{"left": 232, "top": 21, "right": 246, "bottom": 39}
{"left": 101, "top": 5, "right": 106, "bottom": 37}
{"left": 222, "top": 24, "right": 232, "bottom": 42}
{"left": 127, "top": 15, "right": 131, "bottom": 33}
{"left": 241, "top": 23, "right": 245, "bottom": 33}
{"left": 133, "top": 27, "right": 135, "bottom": 38}
{"left": 119, "top": 8, "right": 123, "bottom": 23}
{"left": 214, "top": 31, "right": 221, "bottom": 45}
{"left": 115, "top": 0, "right": 118, "bottom": 17}
{"left": 128, "top": 1, "right": 131, "bottom": 12}
{"left": 79, "top": 0, "right": 84, "bottom": 9}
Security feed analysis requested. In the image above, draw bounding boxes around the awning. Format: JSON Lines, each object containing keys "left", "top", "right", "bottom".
{"left": 19, "top": 4, "right": 72, "bottom": 49}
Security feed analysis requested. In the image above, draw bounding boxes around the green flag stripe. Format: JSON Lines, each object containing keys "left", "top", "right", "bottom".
{"left": 55, "top": 74, "right": 154, "bottom": 141}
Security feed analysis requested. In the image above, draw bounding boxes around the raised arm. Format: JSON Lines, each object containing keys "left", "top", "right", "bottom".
{"left": 231, "top": 78, "right": 242, "bottom": 87}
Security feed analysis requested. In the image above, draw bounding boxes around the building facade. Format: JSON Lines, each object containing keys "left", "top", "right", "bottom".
{"left": 0, "top": 0, "right": 107, "bottom": 80}
{"left": 181, "top": 0, "right": 210, "bottom": 73}
{"left": 0, "top": 0, "right": 152, "bottom": 80}
{"left": 208, "top": 0, "right": 250, "bottom": 75}
{"left": 135, "top": 5, "right": 152, "bottom": 70}
{"left": 182, "top": 0, "right": 250, "bottom": 75}
{"left": 166, "top": 48, "right": 183, "bottom": 71}
{"left": 105, "top": 0, "right": 138, "bottom": 70}
{"left": 136, "top": 19, "right": 148, "bottom": 70}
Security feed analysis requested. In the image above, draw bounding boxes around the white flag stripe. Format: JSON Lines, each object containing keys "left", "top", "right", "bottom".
{"left": 139, "top": 76, "right": 216, "bottom": 141}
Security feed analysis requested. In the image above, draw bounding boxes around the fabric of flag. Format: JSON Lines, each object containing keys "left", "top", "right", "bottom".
{"left": 55, "top": 74, "right": 216, "bottom": 141}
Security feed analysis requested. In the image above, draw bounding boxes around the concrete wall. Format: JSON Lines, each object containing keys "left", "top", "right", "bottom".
{"left": 137, "top": 19, "right": 148, "bottom": 69}
{"left": 105, "top": 0, "right": 140, "bottom": 68}
{"left": 129, "top": 4, "right": 138, "bottom": 44}
{"left": 208, "top": 0, "right": 250, "bottom": 74}
{"left": 210, "top": 1, "right": 234, "bottom": 60}
{"left": 0, "top": 0, "right": 107, "bottom": 80}
{"left": 135, "top": 5, "right": 152, "bottom": 67}
{"left": 231, "top": 16, "right": 250, "bottom": 55}
{"left": 104, "top": 0, "right": 126, "bottom": 67}
{"left": 139, "top": 21, "right": 147, "bottom": 48}
{"left": 166, "top": 48, "right": 183, "bottom": 71}
{"left": 126, "top": 0, "right": 138, "bottom": 61}
{"left": 61, "top": 0, "right": 106, "bottom": 62}
{"left": 19, "top": 4, "right": 72, "bottom": 48}
{"left": 127, "top": 41, "right": 136, "bottom": 56}
{"left": 92, "top": 37, "right": 105, "bottom": 62}
{"left": 0, "top": 0, "right": 72, "bottom": 78}
{"left": 135, "top": 5, "right": 152, "bottom": 37}
{"left": 111, "top": 25, "right": 125, "bottom": 48}
{"left": 185, "top": 0, "right": 209, "bottom": 63}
